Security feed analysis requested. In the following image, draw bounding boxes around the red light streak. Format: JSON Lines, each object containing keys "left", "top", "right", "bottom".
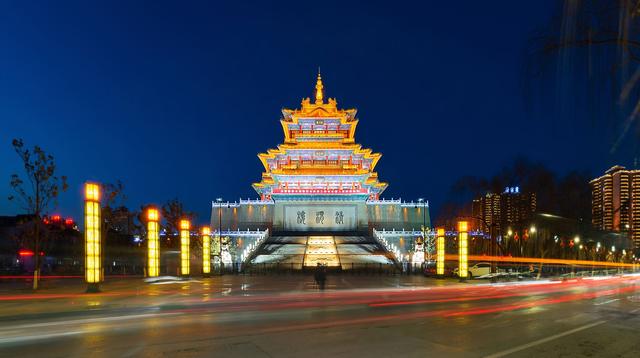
{"left": 444, "top": 285, "right": 639, "bottom": 317}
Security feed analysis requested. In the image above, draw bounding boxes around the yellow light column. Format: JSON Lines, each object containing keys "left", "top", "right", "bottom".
{"left": 147, "top": 208, "right": 160, "bottom": 277}
{"left": 84, "top": 182, "right": 102, "bottom": 292}
{"left": 180, "top": 219, "right": 190, "bottom": 276}
{"left": 201, "top": 226, "right": 211, "bottom": 275}
{"left": 458, "top": 221, "right": 468, "bottom": 279}
{"left": 436, "top": 227, "right": 445, "bottom": 276}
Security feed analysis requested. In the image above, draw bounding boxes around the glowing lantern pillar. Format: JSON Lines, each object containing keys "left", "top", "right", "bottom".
{"left": 436, "top": 227, "right": 445, "bottom": 276}
{"left": 147, "top": 208, "right": 160, "bottom": 277}
{"left": 201, "top": 226, "right": 211, "bottom": 275}
{"left": 458, "top": 221, "right": 468, "bottom": 280}
{"left": 180, "top": 219, "right": 190, "bottom": 276}
{"left": 84, "top": 182, "right": 102, "bottom": 292}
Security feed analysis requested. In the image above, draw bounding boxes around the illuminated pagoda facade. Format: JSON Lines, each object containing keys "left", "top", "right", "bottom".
{"left": 253, "top": 73, "right": 387, "bottom": 203}
{"left": 212, "top": 73, "right": 431, "bottom": 267}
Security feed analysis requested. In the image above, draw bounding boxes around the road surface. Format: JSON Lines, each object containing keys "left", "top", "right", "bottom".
{"left": 0, "top": 274, "right": 639, "bottom": 357}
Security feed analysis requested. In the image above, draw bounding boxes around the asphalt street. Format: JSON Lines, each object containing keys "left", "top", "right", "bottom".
{"left": 0, "top": 274, "right": 639, "bottom": 357}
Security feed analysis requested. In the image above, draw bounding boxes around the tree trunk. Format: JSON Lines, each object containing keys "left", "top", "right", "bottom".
{"left": 537, "top": 250, "right": 547, "bottom": 280}
{"left": 33, "top": 185, "right": 40, "bottom": 290}
{"left": 33, "top": 220, "right": 39, "bottom": 289}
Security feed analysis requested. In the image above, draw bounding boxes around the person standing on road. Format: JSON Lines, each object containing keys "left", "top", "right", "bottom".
{"left": 314, "top": 263, "right": 327, "bottom": 290}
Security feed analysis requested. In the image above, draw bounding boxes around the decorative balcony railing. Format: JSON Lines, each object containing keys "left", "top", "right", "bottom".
{"left": 239, "top": 229, "right": 269, "bottom": 265}
{"left": 372, "top": 228, "right": 403, "bottom": 265}
{"left": 289, "top": 129, "right": 350, "bottom": 139}
{"left": 366, "top": 198, "right": 429, "bottom": 207}
{"left": 212, "top": 199, "right": 274, "bottom": 208}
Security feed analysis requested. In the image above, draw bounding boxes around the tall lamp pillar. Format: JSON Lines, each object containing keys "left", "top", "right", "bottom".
{"left": 458, "top": 221, "right": 468, "bottom": 281}
{"left": 84, "top": 182, "right": 102, "bottom": 293}
{"left": 147, "top": 208, "right": 160, "bottom": 277}
{"left": 202, "top": 226, "right": 211, "bottom": 276}
{"left": 180, "top": 219, "right": 191, "bottom": 276}
{"left": 436, "top": 227, "right": 445, "bottom": 277}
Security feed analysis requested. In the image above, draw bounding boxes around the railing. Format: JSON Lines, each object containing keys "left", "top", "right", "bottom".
{"left": 212, "top": 199, "right": 274, "bottom": 208}
{"left": 372, "top": 229, "right": 403, "bottom": 265}
{"left": 3, "top": 261, "right": 636, "bottom": 279}
{"left": 289, "top": 129, "right": 350, "bottom": 139}
{"left": 239, "top": 229, "right": 269, "bottom": 265}
{"left": 239, "top": 199, "right": 274, "bottom": 205}
{"left": 401, "top": 200, "right": 429, "bottom": 208}
{"left": 279, "top": 159, "right": 364, "bottom": 168}
{"left": 367, "top": 198, "right": 401, "bottom": 205}
{"left": 377, "top": 228, "right": 424, "bottom": 237}
{"left": 273, "top": 188, "right": 368, "bottom": 195}
{"left": 366, "top": 199, "right": 430, "bottom": 207}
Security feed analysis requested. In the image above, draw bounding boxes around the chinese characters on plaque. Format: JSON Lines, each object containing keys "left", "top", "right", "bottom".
{"left": 295, "top": 210, "right": 345, "bottom": 226}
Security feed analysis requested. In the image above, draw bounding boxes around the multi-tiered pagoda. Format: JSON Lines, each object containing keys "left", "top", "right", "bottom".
{"left": 253, "top": 73, "right": 387, "bottom": 202}
{"left": 212, "top": 73, "right": 430, "bottom": 268}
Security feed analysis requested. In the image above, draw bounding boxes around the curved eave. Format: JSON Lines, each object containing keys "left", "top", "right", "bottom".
{"left": 280, "top": 120, "right": 291, "bottom": 143}
{"left": 370, "top": 152, "right": 382, "bottom": 171}
{"left": 258, "top": 149, "right": 280, "bottom": 171}
{"left": 347, "top": 119, "right": 358, "bottom": 142}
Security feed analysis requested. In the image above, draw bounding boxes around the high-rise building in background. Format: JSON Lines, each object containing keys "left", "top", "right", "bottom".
{"left": 471, "top": 187, "right": 536, "bottom": 234}
{"left": 590, "top": 165, "right": 640, "bottom": 247}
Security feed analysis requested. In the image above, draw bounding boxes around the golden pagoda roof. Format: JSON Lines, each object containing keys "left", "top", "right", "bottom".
{"left": 253, "top": 72, "right": 387, "bottom": 198}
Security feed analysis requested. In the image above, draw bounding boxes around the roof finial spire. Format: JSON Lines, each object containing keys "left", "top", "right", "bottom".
{"left": 315, "top": 68, "right": 323, "bottom": 104}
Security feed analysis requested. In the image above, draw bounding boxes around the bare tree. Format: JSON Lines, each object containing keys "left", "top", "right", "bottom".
{"left": 161, "top": 198, "right": 196, "bottom": 249}
{"left": 101, "top": 180, "right": 127, "bottom": 236}
{"left": 8, "top": 138, "right": 68, "bottom": 289}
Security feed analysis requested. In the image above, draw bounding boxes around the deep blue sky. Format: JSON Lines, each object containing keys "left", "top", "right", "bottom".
{"left": 0, "top": 1, "right": 634, "bottom": 225}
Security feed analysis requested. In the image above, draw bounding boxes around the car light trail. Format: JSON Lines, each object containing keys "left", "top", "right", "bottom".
{"left": 443, "top": 254, "right": 638, "bottom": 268}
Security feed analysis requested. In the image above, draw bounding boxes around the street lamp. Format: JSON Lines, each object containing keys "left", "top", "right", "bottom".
{"left": 147, "top": 207, "right": 160, "bottom": 277}
{"left": 84, "top": 182, "right": 102, "bottom": 293}
{"left": 436, "top": 227, "right": 445, "bottom": 276}
{"left": 201, "top": 226, "right": 211, "bottom": 275}
{"left": 572, "top": 236, "right": 580, "bottom": 261}
{"left": 458, "top": 221, "right": 468, "bottom": 280}
{"left": 179, "top": 219, "right": 190, "bottom": 276}
{"left": 461, "top": 215, "right": 496, "bottom": 278}
{"left": 418, "top": 198, "right": 427, "bottom": 262}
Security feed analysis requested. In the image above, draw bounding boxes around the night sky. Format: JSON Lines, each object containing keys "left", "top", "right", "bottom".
{"left": 1, "top": 1, "right": 635, "bottom": 225}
